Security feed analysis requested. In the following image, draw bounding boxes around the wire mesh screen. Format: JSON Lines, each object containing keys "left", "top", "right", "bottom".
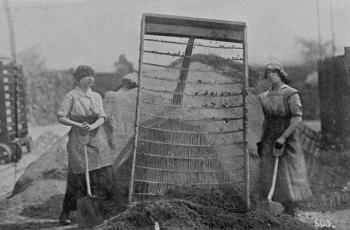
{"left": 130, "top": 14, "right": 249, "bottom": 206}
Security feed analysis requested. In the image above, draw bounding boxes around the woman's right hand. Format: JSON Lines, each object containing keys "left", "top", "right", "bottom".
{"left": 80, "top": 122, "right": 92, "bottom": 132}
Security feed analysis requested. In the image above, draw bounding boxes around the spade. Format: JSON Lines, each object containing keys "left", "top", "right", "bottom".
{"left": 77, "top": 132, "right": 104, "bottom": 229}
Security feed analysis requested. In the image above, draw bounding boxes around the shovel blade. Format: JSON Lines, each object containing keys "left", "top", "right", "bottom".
{"left": 267, "top": 201, "right": 284, "bottom": 216}
{"left": 257, "top": 200, "right": 284, "bottom": 216}
{"left": 77, "top": 196, "right": 104, "bottom": 229}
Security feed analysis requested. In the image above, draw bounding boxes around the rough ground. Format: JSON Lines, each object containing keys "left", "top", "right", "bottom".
{"left": 0, "top": 128, "right": 62, "bottom": 197}
{"left": 0, "top": 124, "right": 70, "bottom": 230}
{"left": 95, "top": 187, "right": 313, "bottom": 230}
{"left": 298, "top": 209, "right": 350, "bottom": 230}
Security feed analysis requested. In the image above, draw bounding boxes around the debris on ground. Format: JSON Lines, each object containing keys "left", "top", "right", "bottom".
{"left": 95, "top": 186, "right": 313, "bottom": 230}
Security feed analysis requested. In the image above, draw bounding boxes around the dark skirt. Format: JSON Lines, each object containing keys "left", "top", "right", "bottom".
{"left": 62, "top": 165, "right": 116, "bottom": 213}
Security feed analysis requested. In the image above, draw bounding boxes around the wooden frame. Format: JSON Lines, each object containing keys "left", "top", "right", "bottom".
{"left": 129, "top": 13, "right": 249, "bottom": 209}
{"left": 0, "top": 61, "right": 30, "bottom": 162}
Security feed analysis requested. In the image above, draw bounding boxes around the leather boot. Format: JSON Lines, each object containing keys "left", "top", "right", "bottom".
{"left": 59, "top": 211, "right": 72, "bottom": 226}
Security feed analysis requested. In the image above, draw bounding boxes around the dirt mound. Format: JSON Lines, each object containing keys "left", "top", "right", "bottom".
{"left": 1, "top": 134, "right": 68, "bottom": 224}
{"left": 10, "top": 134, "right": 68, "bottom": 198}
{"left": 95, "top": 187, "right": 312, "bottom": 230}
{"left": 165, "top": 186, "right": 247, "bottom": 213}
{"left": 9, "top": 180, "right": 66, "bottom": 211}
{"left": 31, "top": 131, "right": 62, "bottom": 154}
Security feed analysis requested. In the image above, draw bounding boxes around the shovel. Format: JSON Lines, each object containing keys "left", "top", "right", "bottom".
{"left": 257, "top": 142, "right": 284, "bottom": 216}
{"left": 77, "top": 131, "right": 104, "bottom": 229}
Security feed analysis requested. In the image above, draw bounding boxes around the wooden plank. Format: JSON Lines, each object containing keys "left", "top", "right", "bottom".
{"left": 145, "top": 23, "right": 244, "bottom": 43}
{"left": 145, "top": 14, "right": 245, "bottom": 31}
{"left": 172, "top": 37, "right": 195, "bottom": 105}
{"left": 242, "top": 26, "right": 250, "bottom": 210}
{"left": 129, "top": 15, "right": 146, "bottom": 203}
{"left": 144, "top": 14, "right": 245, "bottom": 42}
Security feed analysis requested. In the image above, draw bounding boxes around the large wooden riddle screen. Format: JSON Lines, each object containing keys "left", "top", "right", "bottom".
{"left": 129, "top": 14, "right": 250, "bottom": 208}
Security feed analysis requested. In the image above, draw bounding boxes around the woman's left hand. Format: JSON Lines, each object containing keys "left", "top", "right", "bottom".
{"left": 89, "top": 124, "right": 96, "bottom": 130}
{"left": 276, "top": 136, "right": 286, "bottom": 145}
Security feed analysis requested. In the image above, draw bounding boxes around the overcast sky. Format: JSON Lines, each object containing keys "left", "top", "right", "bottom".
{"left": 0, "top": 0, "right": 350, "bottom": 71}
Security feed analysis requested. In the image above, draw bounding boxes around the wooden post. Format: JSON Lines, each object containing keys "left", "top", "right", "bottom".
{"left": 242, "top": 25, "right": 250, "bottom": 210}
{"left": 128, "top": 15, "right": 146, "bottom": 203}
{"left": 344, "top": 47, "right": 350, "bottom": 65}
{"left": 171, "top": 37, "right": 195, "bottom": 105}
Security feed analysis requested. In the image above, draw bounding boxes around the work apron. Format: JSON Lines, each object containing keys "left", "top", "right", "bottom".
{"left": 67, "top": 116, "right": 113, "bottom": 174}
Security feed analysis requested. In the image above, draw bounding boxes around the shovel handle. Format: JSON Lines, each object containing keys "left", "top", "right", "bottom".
{"left": 84, "top": 145, "right": 92, "bottom": 197}
{"left": 267, "top": 157, "right": 279, "bottom": 201}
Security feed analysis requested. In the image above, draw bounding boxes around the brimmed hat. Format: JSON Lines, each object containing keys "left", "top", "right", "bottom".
{"left": 264, "top": 61, "right": 290, "bottom": 84}
{"left": 73, "top": 65, "right": 95, "bottom": 81}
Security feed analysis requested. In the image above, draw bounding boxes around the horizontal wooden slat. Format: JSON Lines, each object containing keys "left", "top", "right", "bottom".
{"left": 144, "top": 14, "right": 245, "bottom": 43}
{"left": 139, "top": 112, "right": 244, "bottom": 122}
{"left": 134, "top": 179, "right": 244, "bottom": 185}
{"left": 136, "top": 151, "right": 242, "bottom": 159}
{"left": 138, "top": 138, "right": 245, "bottom": 147}
{"left": 139, "top": 125, "right": 243, "bottom": 134}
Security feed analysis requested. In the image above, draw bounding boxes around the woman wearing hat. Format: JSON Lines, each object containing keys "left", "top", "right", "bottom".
{"left": 258, "top": 62, "right": 312, "bottom": 215}
{"left": 57, "top": 65, "right": 114, "bottom": 225}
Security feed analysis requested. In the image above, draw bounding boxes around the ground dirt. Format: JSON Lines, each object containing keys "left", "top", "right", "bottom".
{"left": 95, "top": 186, "right": 313, "bottom": 230}
{"left": 298, "top": 209, "right": 350, "bottom": 230}
{"left": 0, "top": 127, "right": 63, "bottom": 197}
{"left": 0, "top": 123, "right": 70, "bottom": 230}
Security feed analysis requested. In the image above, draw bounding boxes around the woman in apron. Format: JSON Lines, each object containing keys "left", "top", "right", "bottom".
{"left": 258, "top": 62, "right": 312, "bottom": 215}
{"left": 57, "top": 65, "right": 114, "bottom": 225}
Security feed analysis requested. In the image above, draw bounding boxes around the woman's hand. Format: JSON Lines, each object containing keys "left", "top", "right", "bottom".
{"left": 80, "top": 122, "right": 93, "bottom": 132}
{"left": 90, "top": 117, "right": 105, "bottom": 130}
{"left": 276, "top": 136, "right": 286, "bottom": 145}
